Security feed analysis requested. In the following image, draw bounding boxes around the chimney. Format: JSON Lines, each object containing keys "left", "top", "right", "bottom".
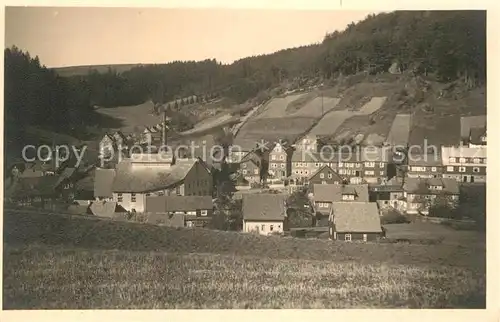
{"left": 162, "top": 110, "right": 167, "bottom": 147}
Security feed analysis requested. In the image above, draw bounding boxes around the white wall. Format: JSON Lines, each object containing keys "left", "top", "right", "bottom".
{"left": 243, "top": 220, "right": 284, "bottom": 235}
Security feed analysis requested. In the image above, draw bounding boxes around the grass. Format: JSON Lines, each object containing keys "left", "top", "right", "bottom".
{"left": 3, "top": 211, "right": 486, "bottom": 309}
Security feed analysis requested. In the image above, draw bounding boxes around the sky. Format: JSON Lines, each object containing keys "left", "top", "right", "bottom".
{"left": 5, "top": 7, "right": 377, "bottom": 68}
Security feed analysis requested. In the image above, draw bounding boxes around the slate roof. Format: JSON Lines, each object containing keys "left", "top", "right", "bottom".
{"left": 403, "top": 177, "right": 460, "bottom": 195}
{"left": 460, "top": 115, "right": 486, "bottom": 139}
{"left": 469, "top": 127, "right": 486, "bottom": 145}
{"left": 94, "top": 168, "right": 116, "bottom": 198}
{"left": 308, "top": 165, "right": 343, "bottom": 182}
{"left": 311, "top": 184, "right": 369, "bottom": 202}
{"left": 242, "top": 193, "right": 287, "bottom": 221}
{"left": 331, "top": 202, "right": 382, "bottom": 233}
{"left": 111, "top": 159, "right": 196, "bottom": 193}
{"left": 145, "top": 195, "right": 213, "bottom": 213}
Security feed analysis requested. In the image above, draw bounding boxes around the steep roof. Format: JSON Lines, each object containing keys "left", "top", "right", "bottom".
{"left": 460, "top": 115, "right": 486, "bottom": 139}
{"left": 469, "top": 127, "right": 486, "bottom": 145}
{"left": 403, "top": 177, "right": 460, "bottom": 195}
{"left": 308, "top": 165, "right": 343, "bottom": 182}
{"left": 111, "top": 159, "right": 196, "bottom": 193}
{"left": 145, "top": 195, "right": 213, "bottom": 213}
{"left": 332, "top": 202, "right": 382, "bottom": 233}
{"left": 94, "top": 168, "right": 116, "bottom": 198}
{"left": 311, "top": 184, "right": 369, "bottom": 202}
{"left": 242, "top": 193, "right": 287, "bottom": 221}
{"left": 90, "top": 201, "right": 126, "bottom": 217}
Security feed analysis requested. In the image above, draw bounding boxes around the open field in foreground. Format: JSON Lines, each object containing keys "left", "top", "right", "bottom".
{"left": 3, "top": 212, "right": 486, "bottom": 309}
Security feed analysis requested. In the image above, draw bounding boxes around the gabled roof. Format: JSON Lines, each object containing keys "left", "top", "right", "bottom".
{"left": 94, "top": 168, "right": 116, "bottom": 198}
{"left": 112, "top": 159, "right": 197, "bottom": 193}
{"left": 311, "top": 184, "right": 369, "bottom": 203}
{"left": 331, "top": 202, "right": 382, "bottom": 233}
{"left": 460, "top": 115, "right": 486, "bottom": 139}
{"left": 469, "top": 127, "right": 486, "bottom": 145}
{"left": 403, "top": 177, "right": 460, "bottom": 195}
{"left": 242, "top": 193, "right": 287, "bottom": 221}
{"left": 308, "top": 165, "right": 343, "bottom": 182}
{"left": 145, "top": 195, "right": 213, "bottom": 213}
{"left": 90, "top": 201, "right": 127, "bottom": 217}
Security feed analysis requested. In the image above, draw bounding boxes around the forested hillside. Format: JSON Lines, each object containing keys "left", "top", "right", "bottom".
{"left": 4, "top": 10, "right": 486, "bottom": 149}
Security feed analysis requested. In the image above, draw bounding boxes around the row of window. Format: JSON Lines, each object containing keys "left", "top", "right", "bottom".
{"left": 292, "top": 162, "right": 385, "bottom": 168}
{"left": 365, "top": 170, "right": 384, "bottom": 176}
{"left": 447, "top": 166, "right": 482, "bottom": 173}
{"left": 270, "top": 163, "right": 286, "bottom": 169}
{"left": 254, "top": 224, "right": 281, "bottom": 231}
{"left": 448, "top": 157, "right": 486, "bottom": 164}
{"left": 271, "top": 154, "right": 285, "bottom": 161}
{"left": 242, "top": 169, "right": 260, "bottom": 175}
{"left": 186, "top": 180, "right": 210, "bottom": 189}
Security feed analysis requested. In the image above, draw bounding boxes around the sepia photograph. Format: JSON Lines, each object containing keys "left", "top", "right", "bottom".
{"left": 2, "top": 6, "right": 488, "bottom": 310}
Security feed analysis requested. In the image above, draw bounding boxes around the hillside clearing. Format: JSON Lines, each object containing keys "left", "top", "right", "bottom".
{"left": 95, "top": 101, "right": 164, "bottom": 134}
{"left": 255, "top": 93, "right": 307, "bottom": 119}
{"left": 308, "top": 110, "right": 353, "bottom": 136}
{"left": 386, "top": 114, "right": 412, "bottom": 147}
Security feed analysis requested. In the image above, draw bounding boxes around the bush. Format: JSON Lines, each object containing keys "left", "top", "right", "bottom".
{"left": 380, "top": 209, "right": 410, "bottom": 224}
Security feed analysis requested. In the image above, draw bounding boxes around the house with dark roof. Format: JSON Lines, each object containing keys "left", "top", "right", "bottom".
{"left": 6, "top": 175, "right": 61, "bottom": 208}
{"left": 94, "top": 168, "right": 116, "bottom": 201}
{"left": 309, "top": 183, "right": 369, "bottom": 216}
{"left": 407, "top": 152, "right": 443, "bottom": 179}
{"left": 237, "top": 150, "right": 263, "bottom": 184}
{"left": 328, "top": 202, "right": 382, "bottom": 242}
{"left": 368, "top": 177, "right": 405, "bottom": 211}
{"left": 403, "top": 177, "right": 460, "bottom": 215}
{"left": 111, "top": 157, "right": 212, "bottom": 212}
{"left": 242, "top": 193, "right": 287, "bottom": 235}
{"left": 359, "top": 147, "right": 393, "bottom": 184}
{"left": 308, "top": 165, "right": 343, "bottom": 185}
{"left": 460, "top": 115, "right": 486, "bottom": 147}
{"left": 145, "top": 195, "right": 213, "bottom": 228}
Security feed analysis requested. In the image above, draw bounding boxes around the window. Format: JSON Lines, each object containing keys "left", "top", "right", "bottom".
{"left": 364, "top": 162, "right": 375, "bottom": 168}
{"left": 447, "top": 166, "right": 454, "bottom": 172}
{"left": 320, "top": 173, "right": 325, "bottom": 179}
{"left": 278, "top": 225, "right": 281, "bottom": 229}
{"left": 254, "top": 169, "right": 259, "bottom": 175}
{"left": 379, "top": 162, "right": 385, "bottom": 168}
{"left": 363, "top": 234, "right": 368, "bottom": 242}
{"left": 270, "top": 225, "right": 274, "bottom": 231}
{"left": 146, "top": 193, "right": 151, "bottom": 197}
{"left": 261, "top": 224, "right": 265, "bottom": 231}
{"left": 158, "top": 191, "right": 165, "bottom": 196}
{"left": 242, "top": 163, "right": 247, "bottom": 168}
{"left": 459, "top": 167, "right": 466, "bottom": 173}
{"left": 473, "top": 167, "right": 480, "bottom": 173}
{"left": 242, "top": 170, "right": 247, "bottom": 174}
{"left": 281, "top": 163, "right": 285, "bottom": 168}
{"left": 175, "top": 186, "right": 181, "bottom": 195}
{"left": 339, "top": 162, "right": 344, "bottom": 167}
{"left": 271, "top": 155, "right": 276, "bottom": 161}
{"left": 279, "top": 155, "right": 284, "bottom": 160}
{"left": 365, "top": 170, "right": 375, "bottom": 175}
{"left": 131, "top": 193, "right": 136, "bottom": 202}
{"left": 345, "top": 234, "right": 352, "bottom": 242}
{"left": 356, "top": 163, "right": 361, "bottom": 168}
{"left": 431, "top": 167, "right": 437, "bottom": 172}
{"left": 117, "top": 193, "right": 123, "bottom": 202}
{"left": 449, "top": 157, "right": 456, "bottom": 163}
{"left": 380, "top": 171, "right": 384, "bottom": 176}
{"left": 328, "top": 173, "right": 333, "bottom": 179}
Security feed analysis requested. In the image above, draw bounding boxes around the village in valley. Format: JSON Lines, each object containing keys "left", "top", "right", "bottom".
{"left": 3, "top": 8, "right": 488, "bottom": 309}
{"left": 5, "top": 91, "right": 487, "bottom": 241}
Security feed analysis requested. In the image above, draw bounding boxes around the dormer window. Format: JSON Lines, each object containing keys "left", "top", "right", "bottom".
{"left": 341, "top": 194, "right": 355, "bottom": 201}
{"left": 429, "top": 185, "right": 443, "bottom": 191}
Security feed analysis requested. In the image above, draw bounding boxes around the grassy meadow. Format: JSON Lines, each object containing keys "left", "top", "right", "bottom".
{"left": 3, "top": 211, "right": 486, "bottom": 309}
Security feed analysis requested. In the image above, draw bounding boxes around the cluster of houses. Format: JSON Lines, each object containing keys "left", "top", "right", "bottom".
{"left": 4, "top": 113, "right": 486, "bottom": 242}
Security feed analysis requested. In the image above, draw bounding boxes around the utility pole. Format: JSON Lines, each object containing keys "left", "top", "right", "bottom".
{"left": 321, "top": 91, "right": 324, "bottom": 116}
